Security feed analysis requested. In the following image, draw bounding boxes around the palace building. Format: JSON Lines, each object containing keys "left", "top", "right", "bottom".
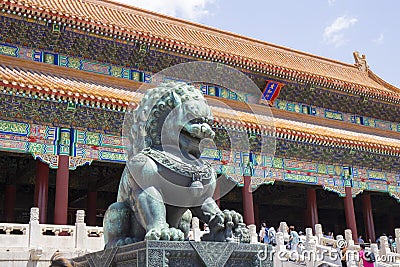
{"left": 0, "top": 0, "right": 399, "bottom": 243}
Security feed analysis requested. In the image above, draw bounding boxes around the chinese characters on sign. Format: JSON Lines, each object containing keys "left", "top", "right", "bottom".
{"left": 260, "top": 80, "right": 285, "bottom": 105}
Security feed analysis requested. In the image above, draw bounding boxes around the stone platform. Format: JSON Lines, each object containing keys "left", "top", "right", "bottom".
{"left": 72, "top": 240, "right": 273, "bottom": 267}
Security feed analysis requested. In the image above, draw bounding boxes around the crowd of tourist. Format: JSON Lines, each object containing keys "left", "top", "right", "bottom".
{"left": 258, "top": 222, "right": 302, "bottom": 250}
{"left": 258, "top": 222, "right": 400, "bottom": 267}
{"left": 375, "top": 233, "right": 397, "bottom": 252}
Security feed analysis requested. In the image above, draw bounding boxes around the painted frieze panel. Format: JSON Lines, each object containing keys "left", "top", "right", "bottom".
{"left": 275, "top": 98, "right": 400, "bottom": 133}
{"left": 0, "top": 119, "right": 57, "bottom": 155}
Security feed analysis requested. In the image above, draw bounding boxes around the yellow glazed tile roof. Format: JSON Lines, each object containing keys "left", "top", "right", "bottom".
{"left": 0, "top": 54, "right": 141, "bottom": 104}
{"left": 2, "top": 0, "right": 399, "bottom": 97}
{"left": 213, "top": 108, "right": 400, "bottom": 152}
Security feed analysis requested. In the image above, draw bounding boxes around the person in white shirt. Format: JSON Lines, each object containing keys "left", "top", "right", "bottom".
{"left": 259, "top": 223, "right": 267, "bottom": 243}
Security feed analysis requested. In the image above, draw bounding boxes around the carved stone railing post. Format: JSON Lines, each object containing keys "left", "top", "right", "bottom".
{"left": 75, "top": 210, "right": 86, "bottom": 250}
{"left": 307, "top": 239, "right": 317, "bottom": 267}
{"left": 346, "top": 250, "right": 358, "bottom": 267}
{"left": 29, "top": 207, "right": 40, "bottom": 248}
{"left": 395, "top": 228, "right": 400, "bottom": 254}
{"left": 248, "top": 224, "right": 257, "bottom": 244}
{"left": 344, "top": 229, "right": 354, "bottom": 246}
{"left": 346, "top": 245, "right": 359, "bottom": 267}
{"left": 304, "top": 228, "right": 316, "bottom": 267}
{"left": 275, "top": 232, "right": 285, "bottom": 252}
{"left": 371, "top": 243, "right": 379, "bottom": 262}
{"left": 336, "top": 235, "right": 344, "bottom": 248}
{"left": 314, "top": 224, "right": 323, "bottom": 243}
{"left": 278, "top": 221, "right": 289, "bottom": 242}
{"left": 346, "top": 236, "right": 361, "bottom": 267}
{"left": 192, "top": 217, "right": 201, "bottom": 242}
{"left": 305, "top": 228, "right": 313, "bottom": 249}
{"left": 379, "top": 235, "right": 390, "bottom": 260}
{"left": 278, "top": 222, "right": 288, "bottom": 234}
{"left": 273, "top": 232, "right": 288, "bottom": 264}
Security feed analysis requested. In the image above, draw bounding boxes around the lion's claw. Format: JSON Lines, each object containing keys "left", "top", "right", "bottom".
{"left": 145, "top": 229, "right": 161, "bottom": 240}
{"left": 145, "top": 228, "right": 184, "bottom": 241}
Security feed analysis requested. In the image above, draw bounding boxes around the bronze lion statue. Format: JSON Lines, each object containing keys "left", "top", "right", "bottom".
{"left": 103, "top": 82, "right": 249, "bottom": 247}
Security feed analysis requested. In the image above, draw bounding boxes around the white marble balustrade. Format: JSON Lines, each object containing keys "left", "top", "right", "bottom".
{"left": 0, "top": 207, "right": 104, "bottom": 267}
{"left": 272, "top": 222, "right": 400, "bottom": 267}
{"left": 2, "top": 211, "right": 400, "bottom": 267}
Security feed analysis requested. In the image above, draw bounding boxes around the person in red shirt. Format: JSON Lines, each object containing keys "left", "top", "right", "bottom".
{"left": 358, "top": 244, "right": 375, "bottom": 267}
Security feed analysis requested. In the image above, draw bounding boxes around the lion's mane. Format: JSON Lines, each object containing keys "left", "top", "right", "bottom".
{"left": 126, "top": 82, "right": 205, "bottom": 157}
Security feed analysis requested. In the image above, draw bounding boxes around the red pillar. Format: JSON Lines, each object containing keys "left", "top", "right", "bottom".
{"left": 307, "top": 188, "right": 319, "bottom": 228}
{"left": 34, "top": 161, "right": 49, "bottom": 223}
{"left": 86, "top": 191, "right": 97, "bottom": 226}
{"left": 242, "top": 175, "right": 255, "bottom": 225}
{"left": 344, "top": 187, "right": 358, "bottom": 241}
{"left": 362, "top": 194, "right": 375, "bottom": 243}
{"left": 54, "top": 155, "right": 69, "bottom": 225}
{"left": 3, "top": 185, "right": 16, "bottom": 222}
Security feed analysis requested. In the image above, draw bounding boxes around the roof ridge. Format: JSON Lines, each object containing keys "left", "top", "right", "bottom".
{"left": 3, "top": 0, "right": 398, "bottom": 97}
{"left": 367, "top": 69, "right": 400, "bottom": 93}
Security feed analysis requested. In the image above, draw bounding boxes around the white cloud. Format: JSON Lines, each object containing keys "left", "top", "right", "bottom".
{"left": 373, "top": 33, "right": 384, "bottom": 45}
{"left": 113, "top": 0, "right": 215, "bottom": 21}
{"left": 328, "top": 0, "right": 336, "bottom": 6}
{"left": 323, "top": 15, "right": 358, "bottom": 47}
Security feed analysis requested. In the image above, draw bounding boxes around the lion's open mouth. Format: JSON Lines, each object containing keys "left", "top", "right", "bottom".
{"left": 179, "top": 118, "right": 214, "bottom": 158}
{"left": 180, "top": 128, "right": 202, "bottom": 144}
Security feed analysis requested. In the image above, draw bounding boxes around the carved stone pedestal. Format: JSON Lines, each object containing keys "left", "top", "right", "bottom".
{"left": 73, "top": 240, "right": 273, "bottom": 267}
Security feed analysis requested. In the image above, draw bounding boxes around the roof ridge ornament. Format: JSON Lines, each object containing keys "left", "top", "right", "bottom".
{"left": 353, "top": 51, "right": 369, "bottom": 72}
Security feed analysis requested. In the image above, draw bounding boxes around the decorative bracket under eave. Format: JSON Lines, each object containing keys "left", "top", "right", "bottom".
{"left": 31, "top": 153, "right": 93, "bottom": 170}
{"left": 32, "top": 153, "right": 59, "bottom": 169}
{"left": 323, "top": 184, "right": 364, "bottom": 198}
{"left": 389, "top": 190, "right": 400, "bottom": 203}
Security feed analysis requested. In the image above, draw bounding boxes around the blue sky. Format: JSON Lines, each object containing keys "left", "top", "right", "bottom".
{"left": 115, "top": 0, "right": 400, "bottom": 88}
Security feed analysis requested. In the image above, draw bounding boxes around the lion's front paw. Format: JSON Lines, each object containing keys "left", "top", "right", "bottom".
{"left": 161, "top": 228, "right": 184, "bottom": 241}
{"left": 209, "top": 212, "right": 225, "bottom": 230}
{"left": 145, "top": 228, "right": 184, "bottom": 241}
{"left": 145, "top": 229, "right": 161, "bottom": 240}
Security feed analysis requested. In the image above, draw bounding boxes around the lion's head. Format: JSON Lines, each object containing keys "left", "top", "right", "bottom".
{"left": 127, "top": 82, "right": 215, "bottom": 158}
